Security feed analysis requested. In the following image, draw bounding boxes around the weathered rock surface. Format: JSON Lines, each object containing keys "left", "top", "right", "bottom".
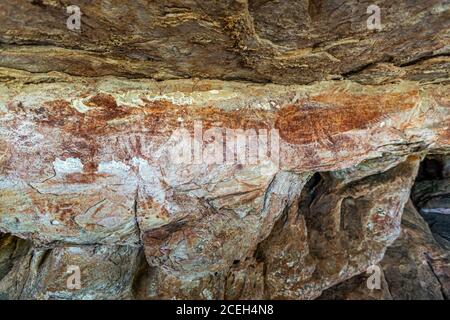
{"left": 0, "top": 72, "right": 448, "bottom": 299}
{"left": 0, "top": 1, "right": 449, "bottom": 85}
{"left": 320, "top": 201, "right": 450, "bottom": 299}
{"left": 0, "top": 240, "right": 143, "bottom": 300}
{"left": 412, "top": 155, "right": 450, "bottom": 248}
{"left": 318, "top": 264, "right": 393, "bottom": 300}
{"left": 0, "top": 1, "right": 449, "bottom": 300}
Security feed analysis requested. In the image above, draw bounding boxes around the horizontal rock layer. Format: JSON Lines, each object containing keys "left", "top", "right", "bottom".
{"left": 0, "top": 0, "right": 449, "bottom": 84}
{"left": 0, "top": 71, "right": 448, "bottom": 299}
{"left": 1, "top": 0, "right": 449, "bottom": 300}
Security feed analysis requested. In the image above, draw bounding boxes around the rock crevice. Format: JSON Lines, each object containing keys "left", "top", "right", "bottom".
{"left": 0, "top": 0, "right": 449, "bottom": 300}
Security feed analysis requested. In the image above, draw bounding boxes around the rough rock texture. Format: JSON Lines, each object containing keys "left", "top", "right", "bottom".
{"left": 0, "top": 0, "right": 449, "bottom": 84}
{"left": 0, "top": 1, "right": 449, "bottom": 300}
{"left": 0, "top": 241, "right": 143, "bottom": 300}
{"left": 0, "top": 74, "right": 448, "bottom": 299}
{"left": 318, "top": 264, "right": 393, "bottom": 300}
{"left": 320, "top": 201, "right": 450, "bottom": 300}
{"left": 319, "top": 155, "right": 450, "bottom": 300}
{"left": 413, "top": 155, "right": 450, "bottom": 247}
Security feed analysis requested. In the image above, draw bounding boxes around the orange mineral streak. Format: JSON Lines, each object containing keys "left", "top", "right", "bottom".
{"left": 439, "top": 120, "right": 450, "bottom": 144}
{"left": 40, "top": 94, "right": 274, "bottom": 137}
{"left": 275, "top": 91, "right": 419, "bottom": 144}
{"left": 34, "top": 90, "right": 419, "bottom": 152}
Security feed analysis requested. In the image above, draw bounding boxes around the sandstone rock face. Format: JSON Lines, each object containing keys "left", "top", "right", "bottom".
{"left": 318, "top": 265, "right": 393, "bottom": 300}
{"left": 319, "top": 155, "right": 450, "bottom": 300}
{"left": 0, "top": 242, "right": 143, "bottom": 300}
{"left": 413, "top": 155, "right": 450, "bottom": 248}
{"left": 320, "top": 201, "right": 450, "bottom": 300}
{"left": 0, "top": 75, "right": 448, "bottom": 299}
{"left": 0, "top": 1, "right": 449, "bottom": 84}
{"left": 0, "top": 1, "right": 449, "bottom": 300}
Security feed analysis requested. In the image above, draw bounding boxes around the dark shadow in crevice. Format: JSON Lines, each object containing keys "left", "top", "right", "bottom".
{"left": 0, "top": 233, "right": 32, "bottom": 282}
{"left": 131, "top": 248, "right": 159, "bottom": 300}
{"left": 411, "top": 154, "right": 450, "bottom": 247}
{"left": 416, "top": 156, "right": 445, "bottom": 181}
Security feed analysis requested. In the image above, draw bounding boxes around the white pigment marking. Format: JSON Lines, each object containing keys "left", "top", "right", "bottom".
{"left": 53, "top": 157, "right": 84, "bottom": 175}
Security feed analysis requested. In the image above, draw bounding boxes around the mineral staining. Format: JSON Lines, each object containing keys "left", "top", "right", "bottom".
{"left": 0, "top": 0, "right": 449, "bottom": 300}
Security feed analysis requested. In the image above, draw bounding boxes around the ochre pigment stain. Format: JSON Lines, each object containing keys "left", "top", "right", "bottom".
{"left": 275, "top": 91, "right": 419, "bottom": 145}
